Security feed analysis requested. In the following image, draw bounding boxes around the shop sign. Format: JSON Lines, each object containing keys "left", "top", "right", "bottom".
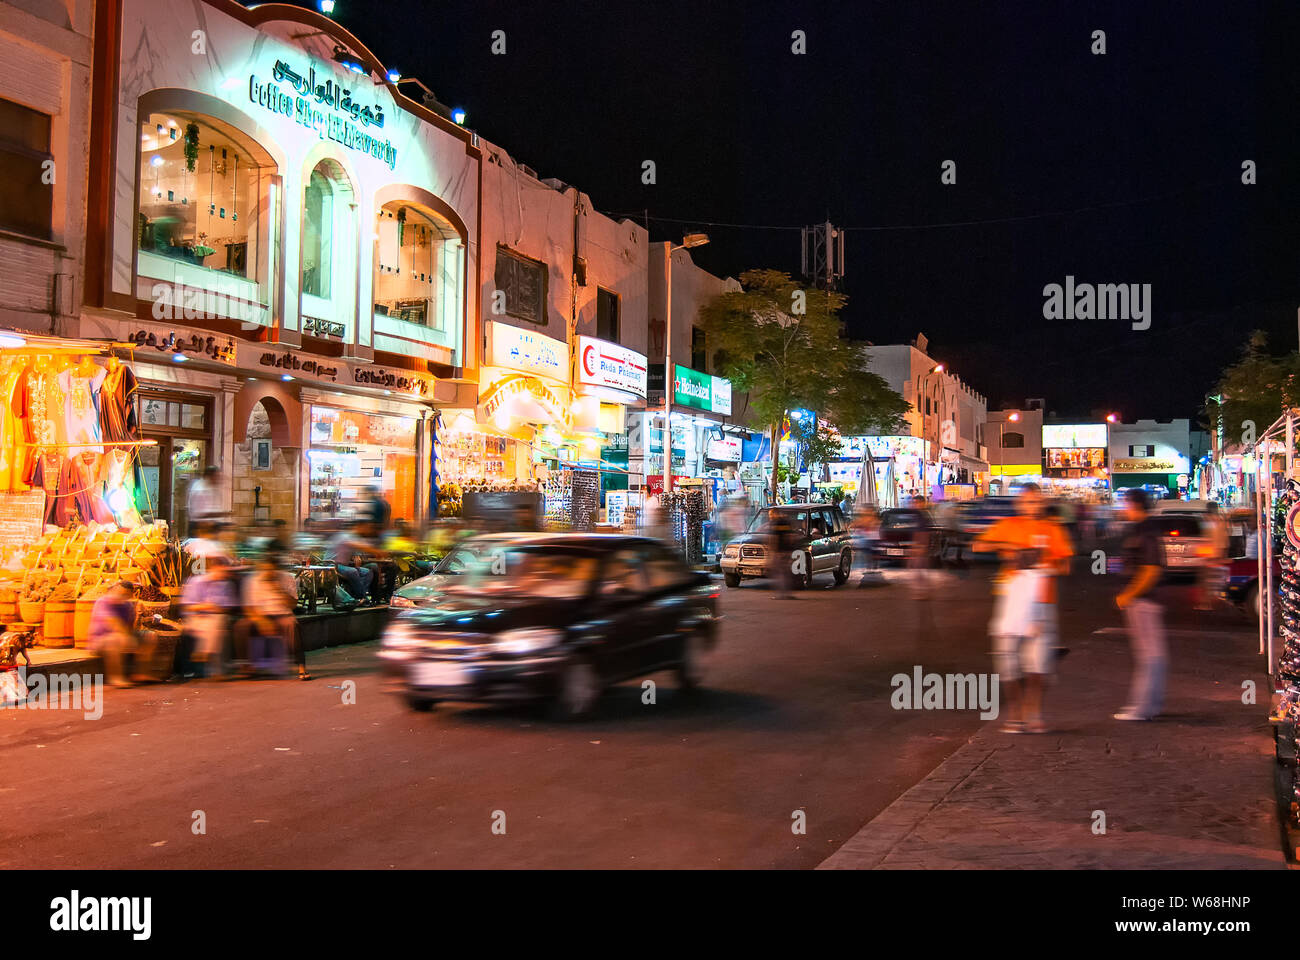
{"left": 1112, "top": 457, "right": 1181, "bottom": 473}
{"left": 575, "top": 336, "right": 647, "bottom": 398}
{"left": 249, "top": 59, "right": 398, "bottom": 170}
{"left": 480, "top": 374, "right": 571, "bottom": 428}
{"left": 839, "top": 435, "right": 928, "bottom": 461}
{"left": 129, "top": 328, "right": 236, "bottom": 365}
{"left": 486, "top": 322, "right": 567, "bottom": 383}
{"left": 673, "top": 365, "right": 732, "bottom": 415}
{"left": 258, "top": 350, "right": 339, "bottom": 381}
{"left": 1042, "top": 424, "right": 1107, "bottom": 448}
{"left": 706, "top": 435, "right": 743, "bottom": 461}
{"left": 302, "top": 317, "right": 346, "bottom": 339}
{"left": 353, "top": 366, "right": 435, "bottom": 396}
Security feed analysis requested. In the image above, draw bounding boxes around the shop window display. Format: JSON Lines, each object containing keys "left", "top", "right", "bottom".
{"left": 308, "top": 407, "right": 416, "bottom": 522}
{"left": 373, "top": 202, "right": 464, "bottom": 330}
{"left": 137, "top": 113, "right": 268, "bottom": 282}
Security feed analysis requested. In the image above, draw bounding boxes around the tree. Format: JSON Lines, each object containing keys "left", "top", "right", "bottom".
{"left": 1209, "top": 331, "right": 1300, "bottom": 450}
{"left": 699, "top": 269, "right": 910, "bottom": 500}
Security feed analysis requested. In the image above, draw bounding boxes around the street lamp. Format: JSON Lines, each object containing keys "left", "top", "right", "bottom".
{"left": 997, "top": 412, "right": 1021, "bottom": 487}
{"left": 662, "top": 232, "right": 709, "bottom": 495}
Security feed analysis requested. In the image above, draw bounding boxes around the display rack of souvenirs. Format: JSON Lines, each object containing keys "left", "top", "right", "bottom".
{"left": 436, "top": 478, "right": 538, "bottom": 518}
{"left": 542, "top": 470, "right": 574, "bottom": 528}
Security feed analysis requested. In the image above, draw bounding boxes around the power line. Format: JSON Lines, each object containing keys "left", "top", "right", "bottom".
{"left": 598, "top": 180, "right": 1225, "bottom": 235}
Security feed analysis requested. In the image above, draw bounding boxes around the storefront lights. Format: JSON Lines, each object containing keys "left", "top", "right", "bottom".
{"left": 281, "top": 373, "right": 294, "bottom": 381}
{"left": 0, "top": 334, "right": 26, "bottom": 348}
{"left": 387, "top": 70, "right": 401, "bottom": 83}
{"left": 171, "top": 353, "right": 187, "bottom": 362}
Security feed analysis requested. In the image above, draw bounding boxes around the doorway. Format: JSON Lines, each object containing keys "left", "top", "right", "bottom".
{"left": 136, "top": 392, "right": 213, "bottom": 535}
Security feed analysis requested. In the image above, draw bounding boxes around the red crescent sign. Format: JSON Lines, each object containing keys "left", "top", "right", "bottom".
{"left": 582, "top": 343, "right": 596, "bottom": 377}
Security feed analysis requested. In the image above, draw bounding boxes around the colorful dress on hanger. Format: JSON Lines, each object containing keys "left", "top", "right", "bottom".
{"left": 30, "top": 452, "right": 114, "bottom": 527}
{"left": 28, "top": 450, "right": 65, "bottom": 526}
{"left": 18, "top": 366, "right": 64, "bottom": 468}
{"left": 0, "top": 360, "right": 30, "bottom": 491}
{"left": 98, "top": 364, "right": 139, "bottom": 443}
{"left": 57, "top": 366, "right": 106, "bottom": 455}
{"left": 98, "top": 447, "right": 140, "bottom": 528}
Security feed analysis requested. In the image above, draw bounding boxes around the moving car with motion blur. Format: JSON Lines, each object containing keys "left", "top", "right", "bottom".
{"left": 389, "top": 532, "right": 543, "bottom": 608}
{"left": 872, "top": 507, "right": 941, "bottom": 567}
{"left": 718, "top": 504, "right": 852, "bottom": 588}
{"left": 380, "top": 535, "right": 721, "bottom": 719}
{"left": 1149, "top": 512, "right": 1213, "bottom": 579}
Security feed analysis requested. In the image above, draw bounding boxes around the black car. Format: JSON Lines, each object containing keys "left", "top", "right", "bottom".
{"left": 873, "top": 507, "right": 941, "bottom": 566}
{"left": 379, "top": 535, "right": 721, "bottom": 719}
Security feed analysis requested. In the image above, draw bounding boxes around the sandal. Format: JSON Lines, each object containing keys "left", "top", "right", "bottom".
{"left": 999, "top": 720, "right": 1024, "bottom": 734}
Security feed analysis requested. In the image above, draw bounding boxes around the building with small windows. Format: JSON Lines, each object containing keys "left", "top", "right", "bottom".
{"left": 987, "top": 406, "right": 1044, "bottom": 488}
{"left": 0, "top": 0, "right": 93, "bottom": 333}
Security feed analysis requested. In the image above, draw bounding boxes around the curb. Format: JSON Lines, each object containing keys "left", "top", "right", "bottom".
{"left": 818, "top": 741, "right": 998, "bottom": 870}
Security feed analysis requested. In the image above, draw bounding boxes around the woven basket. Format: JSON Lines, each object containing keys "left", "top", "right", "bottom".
{"left": 18, "top": 600, "right": 44, "bottom": 625}
{"left": 135, "top": 599, "right": 170, "bottom": 627}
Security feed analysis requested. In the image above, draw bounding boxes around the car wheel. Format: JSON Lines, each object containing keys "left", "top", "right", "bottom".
{"left": 551, "top": 656, "right": 601, "bottom": 720}
{"left": 406, "top": 696, "right": 436, "bottom": 712}
{"left": 677, "top": 630, "right": 710, "bottom": 692}
{"left": 832, "top": 549, "right": 851, "bottom": 585}
{"left": 724, "top": 572, "right": 741, "bottom": 588}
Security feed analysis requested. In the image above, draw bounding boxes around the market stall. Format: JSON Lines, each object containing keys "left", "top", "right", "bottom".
{"left": 0, "top": 334, "right": 180, "bottom": 648}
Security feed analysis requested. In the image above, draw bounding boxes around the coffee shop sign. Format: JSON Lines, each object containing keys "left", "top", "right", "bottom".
{"left": 129, "top": 329, "right": 236, "bottom": 365}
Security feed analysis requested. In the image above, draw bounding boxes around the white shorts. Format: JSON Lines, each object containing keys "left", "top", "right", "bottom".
{"left": 992, "top": 602, "right": 1057, "bottom": 681}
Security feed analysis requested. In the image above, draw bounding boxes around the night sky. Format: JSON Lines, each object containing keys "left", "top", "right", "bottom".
{"left": 289, "top": 0, "right": 1300, "bottom": 421}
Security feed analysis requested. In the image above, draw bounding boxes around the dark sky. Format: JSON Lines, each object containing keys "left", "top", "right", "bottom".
{"left": 290, "top": 0, "right": 1300, "bottom": 421}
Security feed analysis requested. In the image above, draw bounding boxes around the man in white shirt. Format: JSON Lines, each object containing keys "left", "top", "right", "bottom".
{"left": 186, "top": 465, "right": 224, "bottom": 537}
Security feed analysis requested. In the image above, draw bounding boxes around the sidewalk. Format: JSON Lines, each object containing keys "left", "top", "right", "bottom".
{"left": 821, "top": 614, "right": 1287, "bottom": 870}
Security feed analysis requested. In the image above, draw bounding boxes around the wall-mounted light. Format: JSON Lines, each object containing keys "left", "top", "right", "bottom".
{"left": 451, "top": 108, "right": 467, "bottom": 125}
{"left": 387, "top": 69, "right": 401, "bottom": 83}
{"left": 281, "top": 374, "right": 294, "bottom": 381}
{"left": 319, "top": 0, "right": 336, "bottom": 15}
{"left": 172, "top": 353, "right": 187, "bottom": 363}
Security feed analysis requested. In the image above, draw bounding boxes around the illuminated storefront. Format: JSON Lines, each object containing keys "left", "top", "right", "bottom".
{"left": 1041, "top": 423, "right": 1110, "bottom": 491}
{"left": 830, "top": 435, "right": 931, "bottom": 504}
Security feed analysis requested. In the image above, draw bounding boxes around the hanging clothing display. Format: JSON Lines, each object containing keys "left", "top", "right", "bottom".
{"left": 99, "top": 446, "right": 141, "bottom": 527}
{"left": 57, "top": 364, "right": 107, "bottom": 455}
{"left": 19, "top": 362, "right": 63, "bottom": 457}
{"left": 0, "top": 357, "right": 30, "bottom": 491}
{"left": 98, "top": 363, "right": 139, "bottom": 443}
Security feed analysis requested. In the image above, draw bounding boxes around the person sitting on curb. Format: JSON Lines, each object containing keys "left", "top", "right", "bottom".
{"left": 87, "top": 580, "right": 139, "bottom": 688}
{"left": 236, "top": 553, "right": 310, "bottom": 680}
{"left": 179, "top": 556, "right": 241, "bottom": 677}
{"left": 325, "top": 518, "right": 388, "bottom": 606}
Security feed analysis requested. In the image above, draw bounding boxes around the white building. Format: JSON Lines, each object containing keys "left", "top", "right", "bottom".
{"left": 862, "top": 336, "right": 990, "bottom": 492}
{"left": 1108, "top": 419, "right": 1192, "bottom": 497}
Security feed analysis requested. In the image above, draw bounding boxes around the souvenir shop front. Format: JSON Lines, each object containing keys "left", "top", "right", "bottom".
{"left": 829, "top": 435, "right": 932, "bottom": 506}
{"left": 0, "top": 332, "right": 181, "bottom": 648}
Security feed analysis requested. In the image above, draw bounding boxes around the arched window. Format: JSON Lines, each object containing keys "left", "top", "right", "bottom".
{"left": 303, "top": 163, "right": 340, "bottom": 298}
{"left": 373, "top": 200, "right": 464, "bottom": 331}
{"left": 1002, "top": 431, "right": 1025, "bottom": 449}
{"left": 137, "top": 112, "right": 273, "bottom": 285}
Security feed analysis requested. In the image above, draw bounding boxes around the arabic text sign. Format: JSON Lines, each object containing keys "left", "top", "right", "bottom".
{"left": 249, "top": 58, "right": 397, "bottom": 170}
{"left": 575, "top": 336, "right": 647, "bottom": 398}
{"left": 487, "top": 322, "right": 567, "bottom": 383}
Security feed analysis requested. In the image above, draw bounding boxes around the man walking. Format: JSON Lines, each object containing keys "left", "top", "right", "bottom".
{"left": 974, "top": 484, "right": 1073, "bottom": 733}
{"left": 1114, "top": 488, "right": 1167, "bottom": 721}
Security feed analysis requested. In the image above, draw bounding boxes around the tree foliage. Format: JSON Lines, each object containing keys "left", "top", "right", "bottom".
{"left": 699, "top": 269, "right": 910, "bottom": 495}
{"left": 1209, "top": 331, "right": 1300, "bottom": 448}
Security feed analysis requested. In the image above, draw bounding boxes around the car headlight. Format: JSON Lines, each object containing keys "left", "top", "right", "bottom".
{"left": 491, "top": 627, "right": 563, "bottom": 656}
{"left": 390, "top": 594, "right": 416, "bottom": 608}
{"left": 381, "top": 619, "right": 422, "bottom": 649}
{"left": 723, "top": 545, "right": 739, "bottom": 556}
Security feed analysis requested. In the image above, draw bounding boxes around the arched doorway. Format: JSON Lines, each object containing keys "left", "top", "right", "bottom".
{"left": 231, "top": 398, "right": 300, "bottom": 530}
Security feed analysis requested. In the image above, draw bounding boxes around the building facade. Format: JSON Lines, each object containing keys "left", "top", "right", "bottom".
{"left": 1108, "top": 418, "right": 1192, "bottom": 497}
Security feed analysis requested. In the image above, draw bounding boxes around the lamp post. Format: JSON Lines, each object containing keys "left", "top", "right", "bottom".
{"left": 662, "top": 233, "right": 709, "bottom": 495}
{"left": 997, "top": 411, "right": 1020, "bottom": 490}
{"left": 1105, "top": 412, "right": 1119, "bottom": 495}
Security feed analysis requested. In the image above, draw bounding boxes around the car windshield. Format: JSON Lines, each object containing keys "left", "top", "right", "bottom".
{"left": 434, "top": 540, "right": 502, "bottom": 575}
{"left": 882, "top": 511, "right": 922, "bottom": 529}
{"left": 448, "top": 546, "right": 599, "bottom": 600}
{"left": 747, "top": 509, "right": 808, "bottom": 533}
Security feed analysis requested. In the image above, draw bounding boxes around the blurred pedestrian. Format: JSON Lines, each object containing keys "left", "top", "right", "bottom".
{"left": 1114, "top": 488, "right": 1168, "bottom": 721}
{"left": 87, "top": 580, "right": 139, "bottom": 687}
{"left": 770, "top": 509, "right": 799, "bottom": 598}
{"left": 186, "top": 464, "right": 223, "bottom": 538}
{"left": 179, "top": 557, "right": 241, "bottom": 677}
{"left": 363, "top": 483, "right": 392, "bottom": 533}
{"left": 852, "top": 505, "right": 883, "bottom": 586}
{"left": 1196, "top": 502, "right": 1230, "bottom": 611}
{"left": 974, "top": 483, "right": 1073, "bottom": 733}
{"left": 236, "top": 553, "right": 309, "bottom": 680}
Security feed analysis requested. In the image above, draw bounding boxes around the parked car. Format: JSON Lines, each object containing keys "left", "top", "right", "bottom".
{"left": 719, "top": 504, "right": 852, "bottom": 588}
{"left": 379, "top": 535, "right": 721, "bottom": 718}
{"left": 389, "top": 532, "right": 543, "bottom": 607}
{"left": 873, "top": 507, "right": 941, "bottom": 566}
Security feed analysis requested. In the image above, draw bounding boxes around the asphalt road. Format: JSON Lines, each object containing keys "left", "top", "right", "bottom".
{"left": 0, "top": 560, "right": 1256, "bottom": 868}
